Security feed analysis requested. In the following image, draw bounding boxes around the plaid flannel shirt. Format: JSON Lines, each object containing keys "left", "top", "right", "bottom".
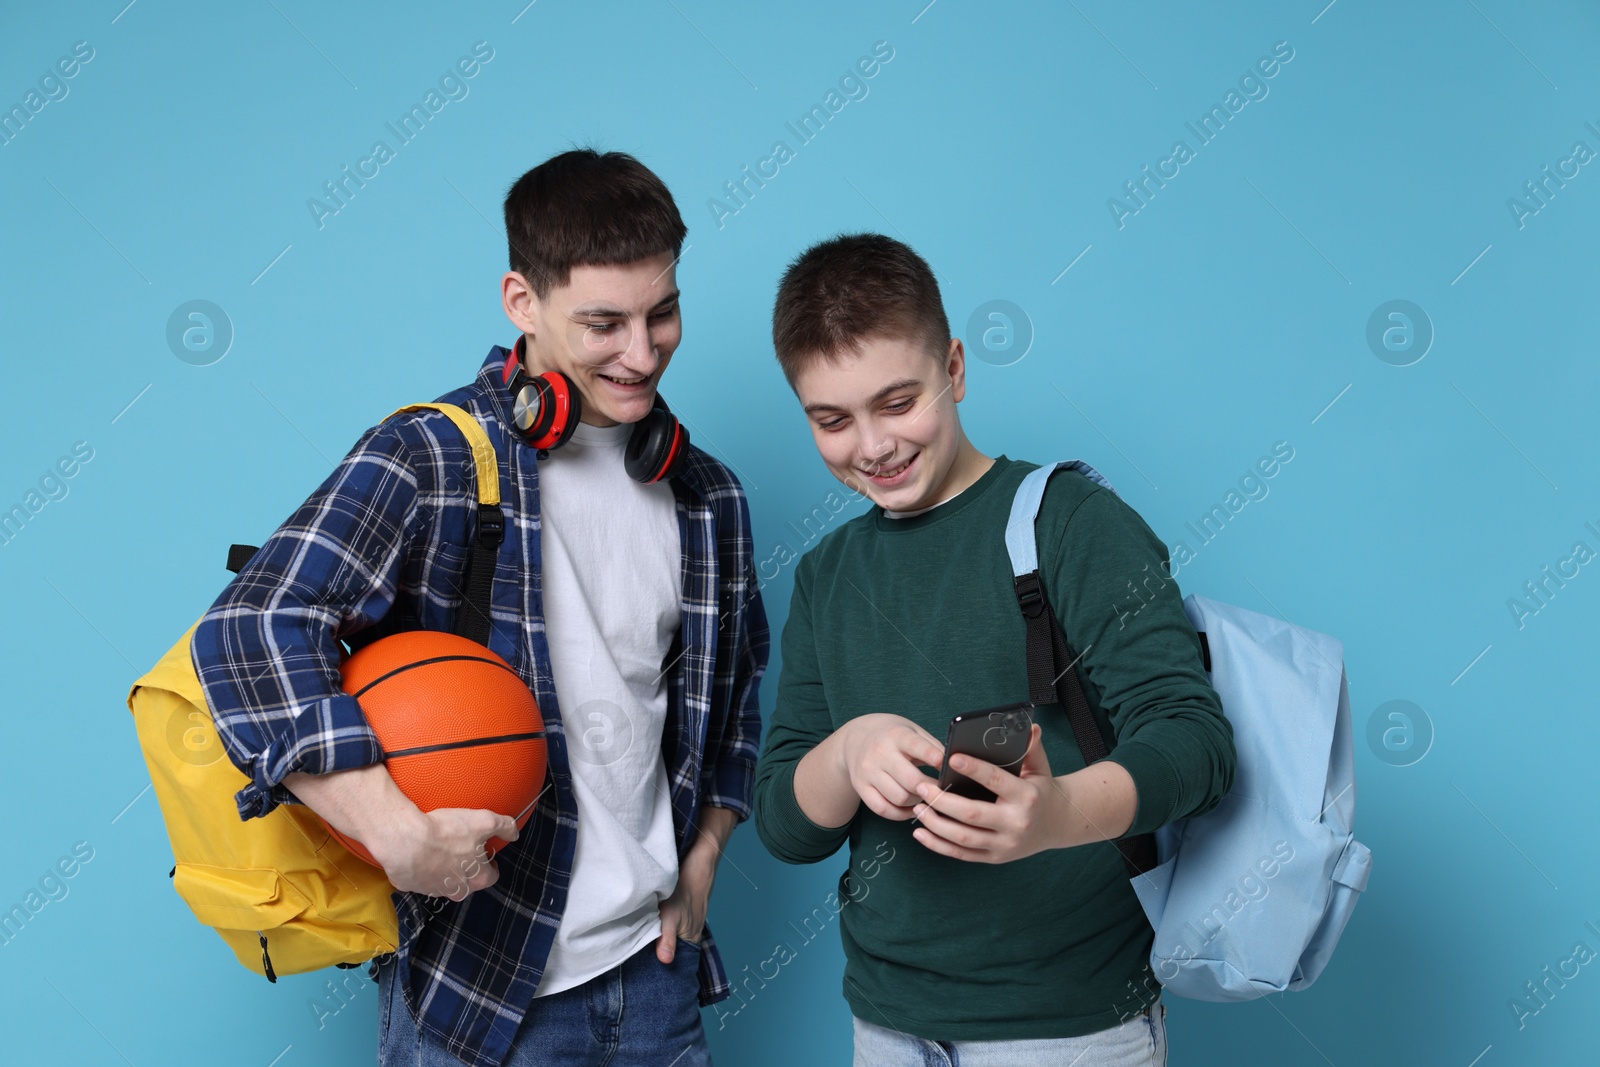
{"left": 191, "top": 347, "right": 768, "bottom": 1067}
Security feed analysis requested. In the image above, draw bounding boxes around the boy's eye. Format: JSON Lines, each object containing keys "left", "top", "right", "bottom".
{"left": 885, "top": 398, "right": 914, "bottom": 413}
{"left": 650, "top": 304, "right": 678, "bottom": 320}
{"left": 585, "top": 321, "right": 619, "bottom": 334}
{"left": 817, "top": 418, "right": 846, "bottom": 432}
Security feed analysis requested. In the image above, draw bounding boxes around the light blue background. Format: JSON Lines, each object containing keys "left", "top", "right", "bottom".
{"left": 2, "top": 1, "right": 1597, "bottom": 1064}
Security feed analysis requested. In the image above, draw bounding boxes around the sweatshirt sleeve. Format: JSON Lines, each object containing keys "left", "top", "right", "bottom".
{"left": 1041, "top": 483, "right": 1236, "bottom": 838}
{"left": 752, "top": 554, "right": 854, "bottom": 864}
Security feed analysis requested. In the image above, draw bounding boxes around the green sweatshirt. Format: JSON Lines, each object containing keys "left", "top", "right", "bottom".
{"left": 753, "top": 456, "right": 1236, "bottom": 1040}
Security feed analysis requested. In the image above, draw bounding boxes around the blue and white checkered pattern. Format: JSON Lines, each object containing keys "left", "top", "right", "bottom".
{"left": 192, "top": 347, "right": 768, "bottom": 1067}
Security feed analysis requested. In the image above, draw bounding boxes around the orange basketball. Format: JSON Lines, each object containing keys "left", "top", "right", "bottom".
{"left": 326, "top": 631, "right": 546, "bottom": 867}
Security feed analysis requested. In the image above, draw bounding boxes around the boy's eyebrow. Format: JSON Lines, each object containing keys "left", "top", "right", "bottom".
{"left": 571, "top": 289, "right": 681, "bottom": 318}
{"left": 803, "top": 377, "right": 922, "bottom": 416}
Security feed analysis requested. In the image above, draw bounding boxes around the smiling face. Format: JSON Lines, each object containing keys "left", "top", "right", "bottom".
{"left": 502, "top": 252, "right": 682, "bottom": 427}
{"left": 794, "top": 333, "right": 989, "bottom": 513}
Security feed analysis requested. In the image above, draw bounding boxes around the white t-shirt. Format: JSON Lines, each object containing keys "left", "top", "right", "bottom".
{"left": 531, "top": 420, "right": 683, "bottom": 997}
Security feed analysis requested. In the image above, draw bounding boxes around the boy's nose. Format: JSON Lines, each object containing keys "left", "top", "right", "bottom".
{"left": 613, "top": 331, "right": 661, "bottom": 377}
{"left": 862, "top": 442, "right": 895, "bottom": 472}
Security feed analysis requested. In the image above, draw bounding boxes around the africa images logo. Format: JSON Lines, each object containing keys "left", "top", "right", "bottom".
{"left": 1106, "top": 40, "right": 1296, "bottom": 230}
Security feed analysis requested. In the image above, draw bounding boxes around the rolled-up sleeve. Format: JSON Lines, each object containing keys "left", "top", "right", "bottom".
{"left": 191, "top": 421, "right": 421, "bottom": 820}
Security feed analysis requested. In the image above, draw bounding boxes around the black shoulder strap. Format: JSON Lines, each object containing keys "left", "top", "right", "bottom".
{"left": 1012, "top": 570, "right": 1157, "bottom": 878}
{"left": 453, "top": 502, "right": 503, "bottom": 645}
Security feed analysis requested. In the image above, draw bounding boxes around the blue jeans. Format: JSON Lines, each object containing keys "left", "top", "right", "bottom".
{"left": 852, "top": 1003, "right": 1167, "bottom": 1067}
{"left": 377, "top": 938, "right": 712, "bottom": 1066}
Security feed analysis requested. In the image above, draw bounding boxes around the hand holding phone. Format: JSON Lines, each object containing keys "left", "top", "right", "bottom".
{"left": 936, "top": 703, "right": 1034, "bottom": 802}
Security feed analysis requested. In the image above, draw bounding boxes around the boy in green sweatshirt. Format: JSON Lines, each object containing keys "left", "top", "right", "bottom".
{"left": 752, "top": 233, "right": 1236, "bottom": 1066}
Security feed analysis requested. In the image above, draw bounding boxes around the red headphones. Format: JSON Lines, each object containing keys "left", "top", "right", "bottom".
{"left": 500, "top": 337, "right": 689, "bottom": 484}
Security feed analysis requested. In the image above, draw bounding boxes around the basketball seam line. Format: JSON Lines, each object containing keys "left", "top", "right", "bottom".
{"left": 350, "top": 652, "right": 523, "bottom": 699}
{"left": 383, "top": 731, "right": 547, "bottom": 760}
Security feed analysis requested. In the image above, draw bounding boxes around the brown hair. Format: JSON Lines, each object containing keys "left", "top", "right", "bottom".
{"left": 771, "top": 232, "right": 950, "bottom": 387}
{"left": 502, "top": 148, "right": 687, "bottom": 298}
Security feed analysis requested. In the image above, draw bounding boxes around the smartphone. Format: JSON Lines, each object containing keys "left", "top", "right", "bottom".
{"left": 936, "top": 703, "right": 1034, "bottom": 802}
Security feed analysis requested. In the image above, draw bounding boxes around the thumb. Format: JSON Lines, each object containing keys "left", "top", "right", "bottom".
{"left": 656, "top": 905, "right": 677, "bottom": 964}
{"left": 1019, "top": 724, "right": 1052, "bottom": 778}
{"left": 470, "top": 808, "right": 517, "bottom": 843}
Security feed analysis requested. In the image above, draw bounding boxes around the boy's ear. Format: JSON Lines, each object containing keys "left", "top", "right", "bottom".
{"left": 501, "top": 270, "right": 540, "bottom": 335}
{"left": 945, "top": 337, "right": 969, "bottom": 404}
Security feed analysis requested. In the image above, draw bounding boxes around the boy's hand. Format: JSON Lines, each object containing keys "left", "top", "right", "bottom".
{"left": 656, "top": 806, "right": 736, "bottom": 964}
{"left": 909, "top": 724, "right": 1070, "bottom": 863}
{"left": 837, "top": 713, "right": 945, "bottom": 821}
{"left": 287, "top": 764, "right": 517, "bottom": 899}
{"left": 368, "top": 804, "right": 519, "bottom": 899}
{"left": 655, "top": 853, "right": 711, "bottom": 964}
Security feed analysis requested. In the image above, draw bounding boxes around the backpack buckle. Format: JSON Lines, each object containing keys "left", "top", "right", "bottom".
{"left": 476, "top": 503, "right": 506, "bottom": 547}
{"left": 1013, "top": 572, "right": 1046, "bottom": 618}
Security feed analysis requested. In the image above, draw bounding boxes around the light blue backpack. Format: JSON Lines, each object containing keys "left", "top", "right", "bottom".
{"left": 1005, "top": 460, "right": 1372, "bottom": 1001}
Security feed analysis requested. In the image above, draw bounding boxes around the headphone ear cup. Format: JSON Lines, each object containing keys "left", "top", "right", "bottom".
{"left": 624, "top": 408, "right": 688, "bottom": 483}
{"left": 542, "top": 373, "right": 581, "bottom": 450}
{"left": 510, "top": 372, "right": 581, "bottom": 450}
{"left": 509, "top": 373, "right": 555, "bottom": 445}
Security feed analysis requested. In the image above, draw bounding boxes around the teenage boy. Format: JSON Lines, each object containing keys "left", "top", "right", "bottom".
{"left": 193, "top": 150, "right": 768, "bottom": 1067}
{"left": 753, "top": 233, "right": 1236, "bottom": 1065}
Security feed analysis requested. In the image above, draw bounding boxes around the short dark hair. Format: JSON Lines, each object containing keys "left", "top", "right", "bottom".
{"left": 771, "top": 233, "right": 950, "bottom": 388}
{"left": 503, "top": 148, "right": 687, "bottom": 298}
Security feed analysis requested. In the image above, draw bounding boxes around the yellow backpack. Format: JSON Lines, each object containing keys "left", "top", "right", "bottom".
{"left": 125, "top": 403, "right": 503, "bottom": 980}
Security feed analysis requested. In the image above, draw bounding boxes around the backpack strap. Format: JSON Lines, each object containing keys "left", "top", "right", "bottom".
{"left": 1005, "top": 461, "right": 1120, "bottom": 711}
{"left": 384, "top": 403, "right": 503, "bottom": 646}
{"left": 1006, "top": 462, "right": 1157, "bottom": 878}
{"left": 224, "top": 403, "right": 506, "bottom": 648}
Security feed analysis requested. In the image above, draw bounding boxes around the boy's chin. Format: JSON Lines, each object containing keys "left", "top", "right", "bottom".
{"left": 583, "top": 387, "right": 656, "bottom": 426}
{"left": 844, "top": 477, "right": 925, "bottom": 512}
